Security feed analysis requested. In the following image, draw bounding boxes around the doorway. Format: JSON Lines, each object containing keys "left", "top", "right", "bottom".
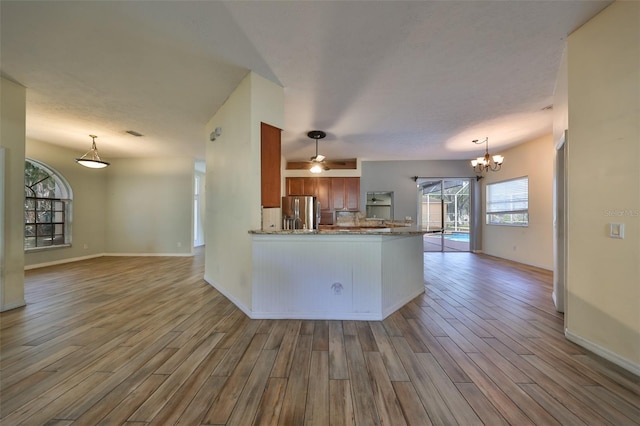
{"left": 419, "top": 179, "right": 471, "bottom": 252}
{"left": 194, "top": 168, "right": 205, "bottom": 247}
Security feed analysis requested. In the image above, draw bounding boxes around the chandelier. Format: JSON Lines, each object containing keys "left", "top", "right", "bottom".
{"left": 470, "top": 137, "right": 503, "bottom": 174}
{"left": 75, "top": 135, "right": 110, "bottom": 168}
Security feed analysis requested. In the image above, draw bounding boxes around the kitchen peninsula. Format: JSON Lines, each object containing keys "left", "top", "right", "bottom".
{"left": 249, "top": 225, "right": 426, "bottom": 320}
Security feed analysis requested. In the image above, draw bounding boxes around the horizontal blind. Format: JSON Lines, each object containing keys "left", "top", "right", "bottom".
{"left": 487, "top": 177, "right": 528, "bottom": 213}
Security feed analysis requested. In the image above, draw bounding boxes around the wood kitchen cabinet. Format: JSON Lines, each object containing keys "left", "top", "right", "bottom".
{"left": 286, "top": 177, "right": 304, "bottom": 195}
{"left": 285, "top": 177, "right": 360, "bottom": 224}
{"left": 315, "top": 178, "right": 331, "bottom": 211}
{"left": 286, "top": 177, "right": 315, "bottom": 196}
{"left": 344, "top": 177, "right": 360, "bottom": 210}
{"left": 286, "top": 177, "right": 331, "bottom": 224}
{"left": 331, "top": 177, "right": 360, "bottom": 211}
{"left": 261, "top": 122, "right": 281, "bottom": 208}
{"left": 331, "top": 178, "right": 346, "bottom": 210}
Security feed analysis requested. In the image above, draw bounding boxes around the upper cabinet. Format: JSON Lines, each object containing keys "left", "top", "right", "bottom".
{"left": 331, "top": 177, "right": 360, "bottom": 211}
{"left": 344, "top": 177, "right": 360, "bottom": 210}
{"left": 316, "top": 177, "right": 331, "bottom": 212}
{"left": 286, "top": 177, "right": 359, "bottom": 212}
{"left": 286, "top": 177, "right": 314, "bottom": 197}
{"left": 261, "top": 122, "right": 282, "bottom": 208}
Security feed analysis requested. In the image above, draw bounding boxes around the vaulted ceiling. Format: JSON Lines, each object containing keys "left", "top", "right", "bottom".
{"left": 1, "top": 1, "right": 611, "bottom": 162}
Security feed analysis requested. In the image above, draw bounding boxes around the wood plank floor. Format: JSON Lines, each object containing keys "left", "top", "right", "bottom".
{"left": 2, "top": 248, "right": 639, "bottom": 425}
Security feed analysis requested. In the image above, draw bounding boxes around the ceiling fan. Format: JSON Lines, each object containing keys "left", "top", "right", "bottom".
{"left": 307, "top": 130, "right": 329, "bottom": 173}
{"left": 285, "top": 130, "right": 357, "bottom": 172}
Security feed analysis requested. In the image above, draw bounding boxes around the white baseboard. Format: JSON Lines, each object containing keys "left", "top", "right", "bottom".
{"left": 382, "top": 287, "right": 426, "bottom": 319}
{"left": 25, "top": 253, "right": 105, "bottom": 270}
{"left": 249, "top": 311, "right": 384, "bottom": 320}
{"left": 104, "top": 252, "right": 193, "bottom": 257}
{"left": 1, "top": 300, "right": 26, "bottom": 312}
{"left": 24, "top": 251, "right": 194, "bottom": 270}
{"left": 565, "top": 329, "right": 640, "bottom": 376}
{"left": 203, "top": 274, "right": 252, "bottom": 318}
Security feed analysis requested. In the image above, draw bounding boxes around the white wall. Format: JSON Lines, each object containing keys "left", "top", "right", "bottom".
{"left": 204, "top": 72, "right": 284, "bottom": 313}
{"left": 25, "top": 138, "right": 107, "bottom": 266}
{"left": 566, "top": 1, "right": 640, "bottom": 373}
{"left": 481, "top": 134, "right": 555, "bottom": 270}
{"left": 0, "top": 78, "right": 26, "bottom": 311}
{"left": 105, "top": 157, "right": 194, "bottom": 255}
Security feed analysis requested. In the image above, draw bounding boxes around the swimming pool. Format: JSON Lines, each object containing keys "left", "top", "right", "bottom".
{"left": 444, "top": 232, "right": 470, "bottom": 242}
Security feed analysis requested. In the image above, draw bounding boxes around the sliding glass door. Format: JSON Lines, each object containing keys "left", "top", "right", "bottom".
{"left": 420, "top": 179, "right": 471, "bottom": 252}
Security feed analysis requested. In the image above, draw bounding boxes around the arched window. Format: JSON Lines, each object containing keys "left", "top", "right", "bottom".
{"left": 24, "top": 159, "right": 73, "bottom": 250}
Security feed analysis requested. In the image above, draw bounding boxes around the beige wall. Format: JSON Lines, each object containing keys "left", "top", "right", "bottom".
{"left": 105, "top": 157, "right": 194, "bottom": 255}
{"left": 204, "top": 72, "right": 284, "bottom": 313}
{"left": 481, "top": 134, "right": 555, "bottom": 270}
{"left": 205, "top": 73, "right": 253, "bottom": 311}
{"left": 567, "top": 1, "right": 640, "bottom": 372}
{"left": 552, "top": 45, "right": 569, "bottom": 312}
{"left": 0, "top": 78, "right": 26, "bottom": 311}
{"left": 25, "top": 139, "right": 107, "bottom": 266}
{"left": 553, "top": 46, "right": 569, "bottom": 148}
{"left": 24, "top": 142, "right": 193, "bottom": 263}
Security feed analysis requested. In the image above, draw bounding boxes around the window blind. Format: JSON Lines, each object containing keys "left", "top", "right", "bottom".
{"left": 486, "top": 177, "right": 528, "bottom": 225}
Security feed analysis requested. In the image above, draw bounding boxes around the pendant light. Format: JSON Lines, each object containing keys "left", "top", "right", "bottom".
{"left": 308, "top": 130, "right": 326, "bottom": 174}
{"left": 75, "top": 135, "right": 110, "bottom": 168}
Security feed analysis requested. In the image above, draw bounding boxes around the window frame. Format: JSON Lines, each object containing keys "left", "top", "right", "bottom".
{"left": 485, "top": 176, "right": 529, "bottom": 227}
{"left": 24, "top": 159, "right": 73, "bottom": 251}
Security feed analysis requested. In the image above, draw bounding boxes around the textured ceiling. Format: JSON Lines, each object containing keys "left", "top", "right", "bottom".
{"left": 1, "top": 1, "right": 611, "bottom": 162}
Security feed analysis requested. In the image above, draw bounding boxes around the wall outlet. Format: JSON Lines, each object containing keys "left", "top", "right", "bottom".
{"left": 331, "top": 282, "right": 343, "bottom": 295}
{"left": 83, "top": 243, "right": 88, "bottom": 250}
{"left": 177, "top": 242, "right": 182, "bottom": 248}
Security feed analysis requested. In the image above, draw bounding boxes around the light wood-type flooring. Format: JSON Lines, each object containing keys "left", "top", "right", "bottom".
{"left": 2, "top": 249, "right": 639, "bottom": 425}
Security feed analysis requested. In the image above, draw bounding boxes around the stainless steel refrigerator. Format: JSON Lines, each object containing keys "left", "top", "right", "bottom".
{"left": 281, "top": 196, "right": 320, "bottom": 230}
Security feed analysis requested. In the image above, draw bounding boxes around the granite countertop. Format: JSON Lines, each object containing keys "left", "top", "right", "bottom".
{"left": 249, "top": 225, "right": 428, "bottom": 236}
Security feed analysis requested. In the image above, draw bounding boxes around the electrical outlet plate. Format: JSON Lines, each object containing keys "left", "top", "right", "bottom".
{"left": 609, "top": 223, "right": 624, "bottom": 239}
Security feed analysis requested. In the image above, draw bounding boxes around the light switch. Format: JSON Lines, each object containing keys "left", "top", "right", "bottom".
{"left": 609, "top": 223, "right": 624, "bottom": 239}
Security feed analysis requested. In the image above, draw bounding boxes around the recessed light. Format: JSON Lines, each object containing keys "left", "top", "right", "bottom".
{"left": 126, "top": 130, "right": 144, "bottom": 137}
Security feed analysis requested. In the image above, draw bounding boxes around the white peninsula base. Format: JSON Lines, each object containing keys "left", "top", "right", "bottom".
{"left": 251, "top": 232, "right": 425, "bottom": 320}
